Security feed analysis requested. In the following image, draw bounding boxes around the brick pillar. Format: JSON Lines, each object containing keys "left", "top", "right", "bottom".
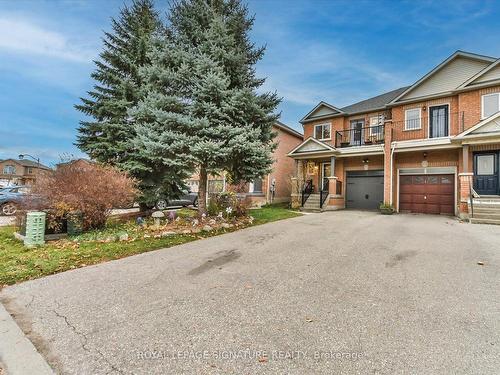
{"left": 458, "top": 173, "right": 473, "bottom": 219}
{"left": 383, "top": 121, "right": 393, "bottom": 206}
{"left": 290, "top": 160, "right": 304, "bottom": 208}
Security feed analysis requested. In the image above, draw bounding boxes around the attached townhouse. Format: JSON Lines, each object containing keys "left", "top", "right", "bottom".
{"left": 288, "top": 51, "right": 500, "bottom": 222}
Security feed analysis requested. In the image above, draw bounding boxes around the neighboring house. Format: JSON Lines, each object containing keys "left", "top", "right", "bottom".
{"left": 289, "top": 50, "right": 500, "bottom": 221}
{"left": 0, "top": 159, "right": 51, "bottom": 187}
{"left": 188, "top": 122, "right": 303, "bottom": 206}
{"left": 236, "top": 121, "right": 303, "bottom": 206}
{"left": 55, "top": 158, "right": 95, "bottom": 170}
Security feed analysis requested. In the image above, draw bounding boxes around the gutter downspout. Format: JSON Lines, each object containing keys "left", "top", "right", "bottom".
{"left": 390, "top": 141, "right": 397, "bottom": 206}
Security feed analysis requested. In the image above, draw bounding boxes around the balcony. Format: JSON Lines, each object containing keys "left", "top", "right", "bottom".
{"left": 391, "top": 111, "right": 465, "bottom": 142}
{"left": 334, "top": 125, "right": 384, "bottom": 148}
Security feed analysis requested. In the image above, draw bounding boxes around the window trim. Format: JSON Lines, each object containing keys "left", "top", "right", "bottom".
{"left": 2, "top": 165, "right": 16, "bottom": 175}
{"left": 481, "top": 93, "right": 500, "bottom": 120}
{"left": 427, "top": 103, "right": 450, "bottom": 139}
{"left": 369, "top": 116, "right": 383, "bottom": 136}
{"left": 404, "top": 108, "right": 422, "bottom": 131}
{"left": 314, "top": 123, "right": 332, "bottom": 141}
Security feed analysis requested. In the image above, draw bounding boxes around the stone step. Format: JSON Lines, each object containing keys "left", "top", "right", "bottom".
{"left": 470, "top": 217, "right": 500, "bottom": 225}
{"left": 472, "top": 213, "right": 500, "bottom": 220}
{"left": 299, "top": 207, "right": 323, "bottom": 213}
{"left": 472, "top": 204, "right": 500, "bottom": 209}
{"left": 473, "top": 207, "right": 500, "bottom": 214}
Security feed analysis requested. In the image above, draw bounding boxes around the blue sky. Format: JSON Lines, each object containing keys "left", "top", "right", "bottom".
{"left": 1, "top": 0, "right": 500, "bottom": 166}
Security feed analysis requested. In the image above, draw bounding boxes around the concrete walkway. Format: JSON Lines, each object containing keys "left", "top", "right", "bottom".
{"left": 1, "top": 211, "right": 500, "bottom": 374}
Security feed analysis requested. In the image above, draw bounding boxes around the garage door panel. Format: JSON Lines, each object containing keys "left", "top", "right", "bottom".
{"left": 399, "top": 174, "right": 455, "bottom": 215}
{"left": 346, "top": 172, "right": 384, "bottom": 210}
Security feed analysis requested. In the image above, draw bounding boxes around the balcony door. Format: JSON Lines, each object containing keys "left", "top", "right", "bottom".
{"left": 350, "top": 119, "right": 364, "bottom": 146}
{"left": 429, "top": 105, "right": 449, "bottom": 138}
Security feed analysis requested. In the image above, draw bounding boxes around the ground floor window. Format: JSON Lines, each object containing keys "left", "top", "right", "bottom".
{"left": 249, "top": 178, "right": 263, "bottom": 193}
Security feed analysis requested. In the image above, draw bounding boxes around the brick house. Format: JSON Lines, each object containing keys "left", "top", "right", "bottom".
{"left": 0, "top": 159, "right": 51, "bottom": 187}
{"left": 188, "top": 121, "right": 303, "bottom": 206}
{"left": 288, "top": 51, "right": 500, "bottom": 222}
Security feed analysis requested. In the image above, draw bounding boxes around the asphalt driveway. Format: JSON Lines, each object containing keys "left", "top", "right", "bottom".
{"left": 1, "top": 211, "right": 500, "bottom": 374}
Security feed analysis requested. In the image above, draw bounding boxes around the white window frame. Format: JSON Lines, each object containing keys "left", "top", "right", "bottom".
{"left": 3, "top": 165, "right": 16, "bottom": 175}
{"left": 369, "top": 116, "right": 383, "bottom": 136}
{"left": 404, "top": 108, "right": 421, "bottom": 131}
{"left": 314, "top": 123, "right": 332, "bottom": 141}
{"left": 481, "top": 93, "right": 500, "bottom": 120}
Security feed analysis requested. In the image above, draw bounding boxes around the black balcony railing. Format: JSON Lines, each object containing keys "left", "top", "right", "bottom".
{"left": 335, "top": 125, "right": 384, "bottom": 148}
{"left": 320, "top": 178, "right": 329, "bottom": 209}
{"left": 391, "top": 111, "right": 466, "bottom": 142}
{"left": 301, "top": 179, "right": 313, "bottom": 207}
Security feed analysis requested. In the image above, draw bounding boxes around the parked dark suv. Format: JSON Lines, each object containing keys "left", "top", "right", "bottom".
{"left": 155, "top": 190, "right": 198, "bottom": 209}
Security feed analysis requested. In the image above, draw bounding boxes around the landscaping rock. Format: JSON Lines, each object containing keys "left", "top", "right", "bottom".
{"left": 221, "top": 223, "right": 231, "bottom": 229}
{"left": 192, "top": 228, "right": 201, "bottom": 234}
{"left": 161, "top": 231, "right": 176, "bottom": 237}
{"left": 192, "top": 219, "right": 199, "bottom": 226}
{"left": 182, "top": 229, "right": 191, "bottom": 234}
{"left": 208, "top": 219, "right": 216, "bottom": 225}
{"left": 152, "top": 211, "right": 165, "bottom": 227}
{"left": 118, "top": 233, "right": 129, "bottom": 241}
{"left": 202, "top": 225, "right": 212, "bottom": 232}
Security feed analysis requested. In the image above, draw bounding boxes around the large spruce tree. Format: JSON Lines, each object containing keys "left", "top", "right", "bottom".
{"left": 133, "top": 0, "right": 280, "bottom": 214}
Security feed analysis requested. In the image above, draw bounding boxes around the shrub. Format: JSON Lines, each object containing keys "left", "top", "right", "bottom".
{"left": 25, "top": 162, "right": 138, "bottom": 230}
{"left": 207, "top": 192, "right": 248, "bottom": 218}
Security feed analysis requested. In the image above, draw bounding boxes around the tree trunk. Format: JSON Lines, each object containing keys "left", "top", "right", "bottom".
{"left": 198, "top": 165, "right": 208, "bottom": 216}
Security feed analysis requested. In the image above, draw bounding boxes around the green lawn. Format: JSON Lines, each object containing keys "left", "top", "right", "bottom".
{"left": 0, "top": 204, "right": 302, "bottom": 285}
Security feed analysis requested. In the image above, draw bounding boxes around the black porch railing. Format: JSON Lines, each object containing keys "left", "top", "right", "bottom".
{"left": 335, "top": 125, "right": 384, "bottom": 148}
{"left": 301, "top": 179, "right": 313, "bottom": 207}
{"left": 320, "top": 178, "right": 329, "bottom": 209}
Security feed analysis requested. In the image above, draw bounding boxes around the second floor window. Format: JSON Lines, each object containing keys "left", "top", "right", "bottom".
{"left": 482, "top": 93, "right": 500, "bottom": 119}
{"left": 369, "top": 116, "right": 384, "bottom": 136}
{"left": 3, "top": 165, "right": 16, "bottom": 175}
{"left": 314, "top": 123, "right": 331, "bottom": 140}
{"left": 405, "top": 108, "right": 421, "bottom": 130}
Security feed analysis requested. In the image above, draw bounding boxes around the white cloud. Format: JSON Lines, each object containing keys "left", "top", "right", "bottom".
{"left": 0, "top": 16, "right": 95, "bottom": 62}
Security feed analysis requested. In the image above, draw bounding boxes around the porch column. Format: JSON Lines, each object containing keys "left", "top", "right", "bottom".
{"left": 330, "top": 156, "right": 336, "bottom": 177}
{"left": 462, "top": 145, "right": 469, "bottom": 173}
{"left": 290, "top": 159, "right": 303, "bottom": 209}
{"left": 458, "top": 172, "right": 473, "bottom": 219}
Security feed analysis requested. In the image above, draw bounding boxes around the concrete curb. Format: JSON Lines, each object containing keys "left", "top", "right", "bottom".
{"left": 0, "top": 303, "right": 53, "bottom": 375}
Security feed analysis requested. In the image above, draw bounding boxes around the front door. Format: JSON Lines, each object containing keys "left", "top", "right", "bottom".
{"left": 474, "top": 152, "right": 499, "bottom": 195}
{"left": 429, "top": 105, "right": 449, "bottom": 138}
{"left": 320, "top": 163, "right": 331, "bottom": 191}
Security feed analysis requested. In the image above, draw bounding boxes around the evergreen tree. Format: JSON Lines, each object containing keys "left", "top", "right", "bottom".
{"left": 75, "top": 0, "right": 162, "bottom": 166}
{"left": 133, "top": 0, "right": 280, "bottom": 214}
{"left": 127, "top": 39, "right": 196, "bottom": 205}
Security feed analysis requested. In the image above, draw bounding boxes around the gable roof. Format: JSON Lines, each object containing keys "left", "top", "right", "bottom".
{"left": 457, "top": 58, "right": 500, "bottom": 89}
{"left": 340, "top": 86, "right": 409, "bottom": 115}
{"left": 273, "top": 121, "right": 303, "bottom": 138}
{"left": 0, "top": 158, "right": 51, "bottom": 170}
{"left": 288, "top": 137, "right": 335, "bottom": 156}
{"left": 456, "top": 111, "right": 500, "bottom": 138}
{"left": 300, "top": 101, "right": 345, "bottom": 123}
{"left": 390, "top": 51, "right": 496, "bottom": 104}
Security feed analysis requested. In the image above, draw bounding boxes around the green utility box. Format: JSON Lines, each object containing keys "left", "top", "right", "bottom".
{"left": 67, "top": 211, "right": 83, "bottom": 236}
{"left": 24, "top": 211, "right": 46, "bottom": 247}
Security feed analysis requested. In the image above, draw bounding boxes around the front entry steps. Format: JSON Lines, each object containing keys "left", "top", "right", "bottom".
{"left": 300, "top": 193, "right": 324, "bottom": 212}
{"left": 470, "top": 196, "right": 500, "bottom": 225}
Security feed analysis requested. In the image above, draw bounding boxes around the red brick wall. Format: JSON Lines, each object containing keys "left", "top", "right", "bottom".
{"left": 458, "top": 85, "right": 500, "bottom": 129}
{"left": 270, "top": 127, "right": 302, "bottom": 200}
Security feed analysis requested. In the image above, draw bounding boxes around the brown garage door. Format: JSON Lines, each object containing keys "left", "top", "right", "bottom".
{"left": 399, "top": 174, "right": 455, "bottom": 215}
